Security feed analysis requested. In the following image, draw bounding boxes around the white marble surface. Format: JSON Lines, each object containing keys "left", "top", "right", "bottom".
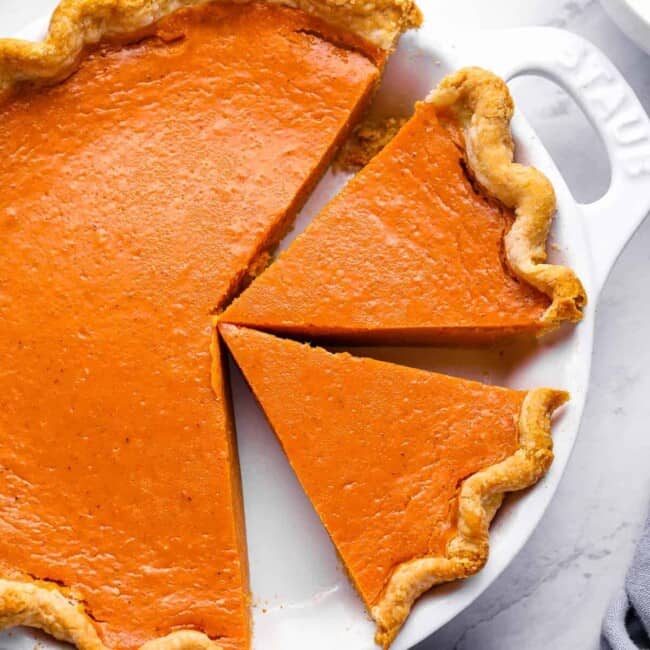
{"left": 1, "top": 1, "right": 649, "bottom": 649}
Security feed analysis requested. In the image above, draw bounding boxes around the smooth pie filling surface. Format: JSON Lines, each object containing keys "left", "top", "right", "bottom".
{"left": 222, "top": 101, "right": 551, "bottom": 343}
{"left": 221, "top": 324, "right": 523, "bottom": 607}
{"left": 0, "top": 4, "right": 380, "bottom": 649}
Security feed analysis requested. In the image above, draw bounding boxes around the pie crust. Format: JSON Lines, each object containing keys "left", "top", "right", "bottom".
{"left": 371, "top": 387, "right": 567, "bottom": 647}
{"left": 429, "top": 67, "right": 587, "bottom": 330}
{"left": 0, "top": 0, "right": 422, "bottom": 100}
{"left": 0, "top": 579, "right": 217, "bottom": 650}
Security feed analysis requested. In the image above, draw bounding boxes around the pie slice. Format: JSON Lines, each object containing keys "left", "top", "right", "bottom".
{"left": 221, "top": 68, "right": 587, "bottom": 344}
{"left": 0, "top": 1, "right": 420, "bottom": 649}
{"left": 220, "top": 323, "right": 567, "bottom": 648}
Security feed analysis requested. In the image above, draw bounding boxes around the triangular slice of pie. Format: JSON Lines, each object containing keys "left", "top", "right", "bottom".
{"left": 0, "top": 2, "right": 420, "bottom": 649}
{"left": 221, "top": 68, "right": 587, "bottom": 345}
{"left": 221, "top": 323, "right": 567, "bottom": 648}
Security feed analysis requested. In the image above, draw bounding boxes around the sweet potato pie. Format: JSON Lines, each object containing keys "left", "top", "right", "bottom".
{"left": 0, "top": 1, "right": 584, "bottom": 649}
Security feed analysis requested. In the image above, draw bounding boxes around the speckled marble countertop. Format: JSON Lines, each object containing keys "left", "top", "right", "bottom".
{"left": 2, "top": 1, "right": 649, "bottom": 649}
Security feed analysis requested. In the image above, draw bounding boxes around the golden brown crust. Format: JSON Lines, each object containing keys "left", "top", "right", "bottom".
{"left": 0, "top": 0, "right": 421, "bottom": 99}
{"left": 0, "top": 579, "right": 222, "bottom": 650}
{"left": 428, "top": 67, "right": 587, "bottom": 331}
{"left": 371, "top": 387, "right": 568, "bottom": 648}
{"left": 334, "top": 114, "right": 409, "bottom": 171}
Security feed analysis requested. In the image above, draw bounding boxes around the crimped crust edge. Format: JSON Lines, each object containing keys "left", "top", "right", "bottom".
{"left": 371, "top": 387, "right": 568, "bottom": 648}
{"left": 428, "top": 67, "right": 587, "bottom": 331}
{"left": 0, "top": 578, "right": 222, "bottom": 650}
{"left": 0, "top": 0, "right": 422, "bottom": 98}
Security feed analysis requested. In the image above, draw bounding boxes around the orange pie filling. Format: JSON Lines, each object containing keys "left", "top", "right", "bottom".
{"left": 220, "top": 324, "right": 523, "bottom": 607}
{"left": 222, "top": 100, "right": 553, "bottom": 344}
{"left": 0, "top": 4, "right": 382, "bottom": 649}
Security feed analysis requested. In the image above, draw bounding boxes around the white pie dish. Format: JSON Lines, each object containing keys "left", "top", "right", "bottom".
{"left": 2, "top": 4, "right": 650, "bottom": 650}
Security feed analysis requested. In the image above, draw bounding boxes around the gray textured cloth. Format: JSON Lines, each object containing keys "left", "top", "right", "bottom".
{"left": 602, "top": 505, "right": 650, "bottom": 650}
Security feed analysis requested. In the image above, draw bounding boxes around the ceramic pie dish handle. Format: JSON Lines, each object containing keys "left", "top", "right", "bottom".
{"left": 469, "top": 26, "right": 650, "bottom": 297}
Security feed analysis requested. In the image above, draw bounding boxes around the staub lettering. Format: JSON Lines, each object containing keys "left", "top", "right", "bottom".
{"left": 558, "top": 45, "right": 650, "bottom": 177}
